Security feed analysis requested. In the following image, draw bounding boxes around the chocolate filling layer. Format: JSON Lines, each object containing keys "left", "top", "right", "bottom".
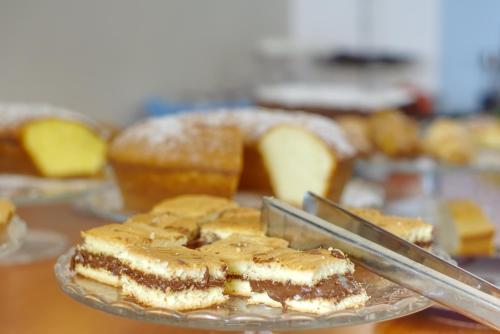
{"left": 250, "top": 273, "right": 363, "bottom": 305}
{"left": 72, "top": 249, "right": 224, "bottom": 291}
{"left": 71, "top": 249, "right": 126, "bottom": 276}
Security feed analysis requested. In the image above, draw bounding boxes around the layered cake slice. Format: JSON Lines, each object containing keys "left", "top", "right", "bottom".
{"left": 120, "top": 246, "right": 228, "bottom": 310}
{"left": 349, "top": 208, "right": 433, "bottom": 247}
{"left": 151, "top": 195, "right": 238, "bottom": 219}
{"left": 246, "top": 247, "right": 368, "bottom": 314}
{"left": 71, "top": 224, "right": 187, "bottom": 286}
{"left": 200, "top": 235, "right": 289, "bottom": 296}
{"left": 200, "top": 208, "right": 265, "bottom": 243}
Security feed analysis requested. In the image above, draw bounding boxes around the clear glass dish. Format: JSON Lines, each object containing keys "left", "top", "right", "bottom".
{"left": 0, "top": 174, "right": 109, "bottom": 206}
{"left": 55, "top": 247, "right": 434, "bottom": 331}
{"left": 0, "top": 216, "right": 27, "bottom": 258}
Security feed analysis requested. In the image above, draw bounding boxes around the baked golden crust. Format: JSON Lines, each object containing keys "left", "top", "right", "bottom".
{"left": 336, "top": 116, "right": 373, "bottom": 155}
{"left": 125, "top": 245, "right": 226, "bottom": 278}
{"left": 200, "top": 234, "right": 289, "bottom": 263}
{"left": 423, "top": 118, "right": 474, "bottom": 165}
{"left": 348, "top": 208, "right": 433, "bottom": 244}
{"left": 125, "top": 212, "right": 201, "bottom": 240}
{"left": 81, "top": 223, "right": 187, "bottom": 249}
{"left": 218, "top": 207, "right": 261, "bottom": 220}
{"left": 200, "top": 208, "right": 264, "bottom": 242}
{"left": 151, "top": 195, "right": 238, "bottom": 218}
{"left": 251, "top": 247, "right": 352, "bottom": 274}
{"left": 368, "top": 109, "right": 420, "bottom": 157}
{"left": 109, "top": 120, "right": 243, "bottom": 172}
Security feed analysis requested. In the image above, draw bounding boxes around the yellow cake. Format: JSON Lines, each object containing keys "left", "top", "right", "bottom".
{"left": 109, "top": 120, "right": 243, "bottom": 211}
{"left": 442, "top": 199, "right": 495, "bottom": 256}
{"left": 0, "top": 103, "right": 108, "bottom": 178}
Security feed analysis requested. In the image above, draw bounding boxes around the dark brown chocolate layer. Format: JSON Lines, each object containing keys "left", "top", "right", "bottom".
{"left": 71, "top": 248, "right": 126, "bottom": 276}
{"left": 250, "top": 273, "right": 363, "bottom": 305}
{"left": 72, "top": 249, "right": 224, "bottom": 291}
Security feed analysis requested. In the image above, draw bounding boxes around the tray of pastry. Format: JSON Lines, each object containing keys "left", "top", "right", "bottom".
{"left": 336, "top": 110, "right": 500, "bottom": 173}
{"left": 55, "top": 194, "right": 438, "bottom": 331}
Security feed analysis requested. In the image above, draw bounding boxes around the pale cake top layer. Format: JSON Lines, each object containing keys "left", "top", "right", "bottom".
{"left": 200, "top": 235, "right": 289, "bottom": 274}
{"left": 122, "top": 245, "right": 226, "bottom": 280}
{"left": 246, "top": 248, "right": 355, "bottom": 285}
{"left": 151, "top": 195, "right": 238, "bottom": 218}
{"left": 125, "top": 212, "right": 201, "bottom": 240}
{"left": 200, "top": 208, "right": 265, "bottom": 240}
{"left": 349, "top": 208, "right": 433, "bottom": 243}
{"left": 0, "top": 199, "right": 15, "bottom": 226}
{"left": 81, "top": 224, "right": 187, "bottom": 255}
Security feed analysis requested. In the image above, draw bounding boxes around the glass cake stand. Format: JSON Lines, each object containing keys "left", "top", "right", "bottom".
{"left": 0, "top": 174, "right": 109, "bottom": 264}
{"left": 55, "top": 247, "right": 434, "bottom": 331}
{"left": 0, "top": 216, "right": 27, "bottom": 258}
{"left": 0, "top": 174, "right": 108, "bottom": 206}
{"left": 76, "top": 184, "right": 268, "bottom": 222}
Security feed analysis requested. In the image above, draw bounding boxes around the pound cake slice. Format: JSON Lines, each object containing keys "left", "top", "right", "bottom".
{"left": 259, "top": 124, "right": 350, "bottom": 205}
{"left": 247, "top": 247, "right": 368, "bottom": 314}
{"left": 200, "top": 207, "right": 264, "bottom": 243}
{"left": 200, "top": 235, "right": 289, "bottom": 296}
{"left": 443, "top": 199, "right": 495, "bottom": 256}
{"left": 120, "top": 246, "right": 227, "bottom": 310}
{"left": 349, "top": 208, "right": 433, "bottom": 247}
{"left": 109, "top": 117, "right": 243, "bottom": 211}
{"left": 71, "top": 224, "right": 187, "bottom": 286}
{"left": 0, "top": 199, "right": 15, "bottom": 237}
{"left": 0, "top": 103, "right": 107, "bottom": 178}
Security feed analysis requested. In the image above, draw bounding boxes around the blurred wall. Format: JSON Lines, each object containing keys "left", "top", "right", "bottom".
{"left": 439, "top": 0, "right": 500, "bottom": 113}
{"left": 0, "top": 0, "right": 288, "bottom": 124}
{"left": 289, "top": 0, "right": 440, "bottom": 93}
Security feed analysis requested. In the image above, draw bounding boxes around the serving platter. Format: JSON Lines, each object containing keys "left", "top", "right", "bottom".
{"left": 55, "top": 247, "right": 434, "bottom": 331}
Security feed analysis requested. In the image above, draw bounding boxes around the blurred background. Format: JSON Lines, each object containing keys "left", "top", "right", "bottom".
{"left": 1, "top": 2, "right": 500, "bottom": 332}
{"left": 1, "top": 0, "right": 500, "bottom": 123}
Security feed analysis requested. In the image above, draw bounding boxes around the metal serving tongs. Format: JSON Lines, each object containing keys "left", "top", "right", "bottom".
{"left": 261, "top": 192, "right": 500, "bottom": 330}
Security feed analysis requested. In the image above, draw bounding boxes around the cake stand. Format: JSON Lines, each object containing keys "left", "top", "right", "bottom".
{"left": 55, "top": 247, "right": 434, "bottom": 332}
{"left": 0, "top": 174, "right": 109, "bottom": 264}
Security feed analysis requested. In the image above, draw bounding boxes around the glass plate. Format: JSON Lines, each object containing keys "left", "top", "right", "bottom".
{"left": 76, "top": 185, "right": 268, "bottom": 222}
{"left": 0, "top": 216, "right": 27, "bottom": 258}
{"left": 357, "top": 154, "right": 500, "bottom": 176}
{"left": 0, "top": 174, "right": 110, "bottom": 206}
{"left": 55, "top": 248, "right": 433, "bottom": 331}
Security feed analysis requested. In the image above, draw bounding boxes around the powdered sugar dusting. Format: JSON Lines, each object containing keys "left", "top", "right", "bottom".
{"left": 112, "top": 108, "right": 355, "bottom": 159}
